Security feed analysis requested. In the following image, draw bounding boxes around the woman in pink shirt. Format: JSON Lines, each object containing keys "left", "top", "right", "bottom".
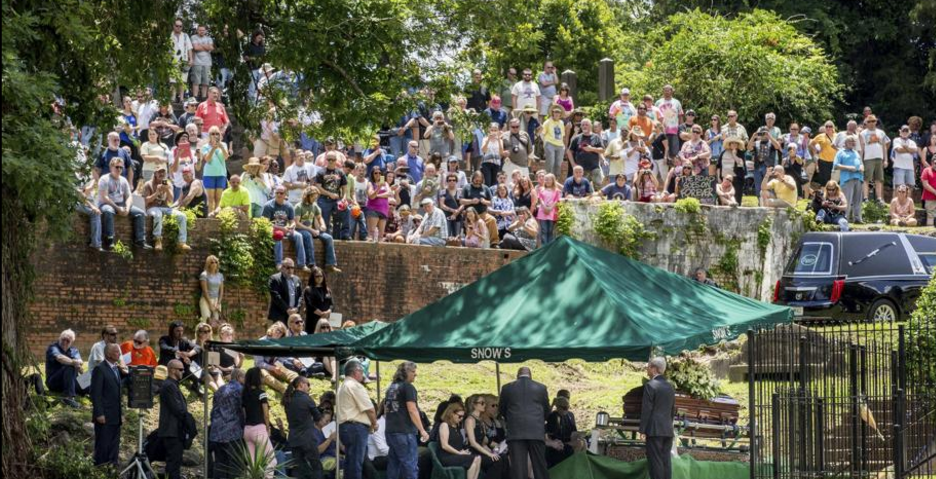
{"left": 532, "top": 173, "right": 562, "bottom": 246}
{"left": 365, "top": 168, "right": 392, "bottom": 242}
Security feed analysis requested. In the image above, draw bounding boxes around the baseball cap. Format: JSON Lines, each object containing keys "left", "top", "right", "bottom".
{"left": 185, "top": 98, "right": 198, "bottom": 106}
{"left": 420, "top": 198, "right": 434, "bottom": 206}
{"left": 620, "top": 88, "right": 630, "bottom": 95}
{"left": 686, "top": 109, "right": 696, "bottom": 116}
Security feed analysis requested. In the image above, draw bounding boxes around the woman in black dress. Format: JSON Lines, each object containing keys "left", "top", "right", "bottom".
{"left": 437, "top": 403, "right": 481, "bottom": 479}
{"left": 302, "top": 266, "right": 332, "bottom": 332}
{"left": 545, "top": 396, "right": 578, "bottom": 467}
{"left": 464, "top": 395, "right": 509, "bottom": 479}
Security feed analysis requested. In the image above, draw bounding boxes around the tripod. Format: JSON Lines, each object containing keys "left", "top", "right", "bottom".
{"left": 121, "top": 414, "right": 155, "bottom": 479}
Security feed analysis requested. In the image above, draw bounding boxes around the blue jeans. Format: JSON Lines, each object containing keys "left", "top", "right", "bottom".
{"left": 273, "top": 230, "right": 307, "bottom": 267}
{"left": 816, "top": 210, "right": 849, "bottom": 232}
{"left": 386, "top": 433, "right": 419, "bottom": 479}
{"left": 389, "top": 136, "right": 408, "bottom": 158}
{"left": 317, "top": 197, "right": 338, "bottom": 235}
{"left": 296, "top": 229, "right": 337, "bottom": 266}
{"left": 79, "top": 204, "right": 102, "bottom": 248}
{"left": 753, "top": 163, "right": 768, "bottom": 198}
{"left": 332, "top": 207, "right": 351, "bottom": 240}
{"left": 418, "top": 236, "right": 446, "bottom": 247}
{"left": 538, "top": 219, "right": 555, "bottom": 245}
{"left": 101, "top": 204, "right": 146, "bottom": 244}
{"left": 147, "top": 206, "right": 188, "bottom": 243}
{"left": 339, "top": 422, "right": 370, "bottom": 479}
{"left": 248, "top": 69, "right": 262, "bottom": 104}
{"left": 350, "top": 209, "right": 368, "bottom": 241}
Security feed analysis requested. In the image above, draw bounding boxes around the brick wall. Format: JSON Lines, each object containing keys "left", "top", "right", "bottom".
{"left": 27, "top": 216, "right": 523, "bottom": 357}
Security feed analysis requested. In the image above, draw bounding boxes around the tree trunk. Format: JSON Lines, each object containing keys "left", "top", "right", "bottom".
{"left": 2, "top": 186, "right": 31, "bottom": 477}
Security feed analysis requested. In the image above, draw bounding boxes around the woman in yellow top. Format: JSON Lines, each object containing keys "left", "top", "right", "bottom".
{"left": 809, "top": 121, "right": 838, "bottom": 187}
{"left": 541, "top": 105, "right": 566, "bottom": 177}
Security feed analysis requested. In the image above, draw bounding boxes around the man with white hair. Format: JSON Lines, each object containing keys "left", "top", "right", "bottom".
{"left": 45, "top": 329, "right": 85, "bottom": 407}
{"left": 640, "top": 357, "right": 675, "bottom": 479}
{"left": 567, "top": 118, "right": 605, "bottom": 186}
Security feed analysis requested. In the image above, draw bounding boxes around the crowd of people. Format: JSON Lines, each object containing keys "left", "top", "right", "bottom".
{"left": 73, "top": 20, "right": 936, "bottom": 265}
{"left": 41, "top": 321, "right": 586, "bottom": 479}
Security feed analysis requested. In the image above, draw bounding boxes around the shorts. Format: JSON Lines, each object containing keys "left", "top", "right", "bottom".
{"left": 365, "top": 209, "right": 387, "bottom": 220}
{"left": 892, "top": 167, "right": 916, "bottom": 186}
{"left": 190, "top": 64, "right": 211, "bottom": 85}
{"left": 203, "top": 175, "right": 227, "bottom": 190}
{"left": 863, "top": 158, "right": 884, "bottom": 182}
{"left": 170, "top": 64, "right": 190, "bottom": 84}
{"left": 539, "top": 96, "right": 554, "bottom": 116}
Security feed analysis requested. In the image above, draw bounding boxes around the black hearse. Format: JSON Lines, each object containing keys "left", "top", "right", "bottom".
{"left": 775, "top": 232, "right": 936, "bottom": 321}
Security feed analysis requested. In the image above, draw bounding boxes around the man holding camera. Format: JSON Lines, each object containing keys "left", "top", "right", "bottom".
{"left": 748, "top": 125, "right": 782, "bottom": 198}
{"left": 424, "top": 111, "right": 455, "bottom": 161}
{"left": 143, "top": 166, "right": 191, "bottom": 252}
{"left": 759, "top": 165, "right": 797, "bottom": 208}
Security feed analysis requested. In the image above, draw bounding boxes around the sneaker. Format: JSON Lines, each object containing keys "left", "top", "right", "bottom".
{"left": 325, "top": 265, "right": 342, "bottom": 274}
{"left": 154, "top": 238, "right": 163, "bottom": 251}
{"left": 179, "top": 243, "right": 192, "bottom": 252}
{"left": 135, "top": 241, "right": 153, "bottom": 250}
{"left": 103, "top": 237, "right": 114, "bottom": 251}
{"left": 62, "top": 397, "right": 81, "bottom": 408}
{"left": 300, "top": 266, "right": 312, "bottom": 273}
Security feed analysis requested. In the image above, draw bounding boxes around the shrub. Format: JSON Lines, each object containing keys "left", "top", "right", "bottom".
{"left": 666, "top": 352, "right": 722, "bottom": 400}
{"left": 907, "top": 276, "right": 936, "bottom": 393}
{"left": 556, "top": 201, "right": 574, "bottom": 237}
{"left": 861, "top": 200, "right": 889, "bottom": 224}
{"left": 673, "top": 197, "right": 701, "bottom": 214}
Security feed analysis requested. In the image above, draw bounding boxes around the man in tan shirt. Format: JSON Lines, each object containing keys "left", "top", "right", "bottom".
{"left": 338, "top": 360, "right": 378, "bottom": 479}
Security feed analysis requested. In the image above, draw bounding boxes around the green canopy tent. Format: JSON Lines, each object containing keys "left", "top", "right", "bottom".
{"left": 211, "top": 320, "right": 389, "bottom": 357}
{"left": 351, "top": 236, "right": 793, "bottom": 363}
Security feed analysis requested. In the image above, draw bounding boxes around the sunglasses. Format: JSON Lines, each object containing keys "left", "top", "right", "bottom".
{"left": 283, "top": 265, "right": 295, "bottom": 270}
{"left": 211, "top": 133, "right": 221, "bottom": 136}
{"left": 113, "top": 166, "right": 124, "bottom": 170}
{"left": 133, "top": 339, "right": 145, "bottom": 345}
{"left": 106, "top": 332, "right": 117, "bottom": 336}
{"left": 171, "top": 367, "right": 185, "bottom": 371}
{"left": 292, "top": 320, "right": 304, "bottom": 324}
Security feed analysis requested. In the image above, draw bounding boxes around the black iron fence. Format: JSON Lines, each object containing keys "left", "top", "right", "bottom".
{"left": 748, "top": 319, "right": 935, "bottom": 479}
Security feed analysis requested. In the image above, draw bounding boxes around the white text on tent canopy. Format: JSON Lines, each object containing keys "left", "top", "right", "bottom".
{"left": 471, "top": 347, "right": 512, "bottom": 360}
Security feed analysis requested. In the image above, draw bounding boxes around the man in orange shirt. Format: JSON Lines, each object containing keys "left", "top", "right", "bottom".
{"left": 195, "top": 86, "right": 230, "bottom": 135}
{"left": 120, "top": 330, "right": 158, "bottom": 367}
{"left": 628, "top": 104, "right": 656, "bottom": 140}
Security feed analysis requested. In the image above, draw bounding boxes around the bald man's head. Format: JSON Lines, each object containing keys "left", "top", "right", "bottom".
{"left": 517, "top": 367, "right": 532, "bottom": 378}
{"left": 167, "top": 359, "right": 184, "bottom": 380}
{"left": 105, "top": 343, "right": 121, "bottom": 362}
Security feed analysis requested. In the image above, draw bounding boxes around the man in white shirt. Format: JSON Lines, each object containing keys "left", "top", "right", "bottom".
{"left": 860, "top": 115, "right": 890, "bottom": 203}
{"left": 511, "top": 68, "right": 541, "bottom": 115}
{"left": 283, "top": 151, "right": 319, "bottom": 205}
{"left": 170, "top": 18, "right": 193, "bottom": 103}
{"left": 412, "top": 198, "right": 447, "bottom": 246}
{"left": 892, "top": 125, "right": 919, "bottom": 188}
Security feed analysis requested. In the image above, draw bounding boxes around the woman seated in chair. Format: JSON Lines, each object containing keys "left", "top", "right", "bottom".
{"left": 436, "top": 403, "right": 482, "bottom": 479}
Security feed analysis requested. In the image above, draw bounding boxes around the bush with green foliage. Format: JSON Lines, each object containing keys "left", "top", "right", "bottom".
{"left": 591, "top": 201, "right": 653, "bottom": 260}
{"left": 907, "top": 276, "right": 935, "bottom": 393}
{"left": 673, "top": 198, "right": 702, "bottom": 214}
{"left": 861, "top": 200, "right": 889, "bottom": 224}
{"left": 556, "top": 201, "right": 575, "bottom": 237}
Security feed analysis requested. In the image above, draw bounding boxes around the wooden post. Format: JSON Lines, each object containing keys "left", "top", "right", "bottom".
{"left": 599, "top": 58, "right": 615, "bottom": 102}
{"left": 561, "top": 70, "right": 577, "bottom": 104}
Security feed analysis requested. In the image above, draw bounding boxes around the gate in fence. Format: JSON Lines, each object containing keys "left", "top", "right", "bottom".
{"left": 747, "top": 319, "right": 935, "bottom": 479}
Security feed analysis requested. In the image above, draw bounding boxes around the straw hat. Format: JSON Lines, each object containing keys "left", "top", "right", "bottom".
{"left": 724, "top": 137, "right": 745, "bottom": 149}
{"left": 522, "top": 105, "right": 538, "bottom": 114}
{"left": 243, "top": 156, "right": 263, "bottom": 173}
{"left": 549, "top": 104, "right": 565, "bottom": 115}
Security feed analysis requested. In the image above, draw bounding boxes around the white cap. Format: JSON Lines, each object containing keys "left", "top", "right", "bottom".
{"left": 620, "top": 88, "right": 631, "bottom": 95}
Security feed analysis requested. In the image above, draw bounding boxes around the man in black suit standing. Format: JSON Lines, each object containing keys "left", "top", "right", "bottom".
{"left": 285, "top": 376, "right": 324, "bottom": 479}
{"left": 159, "top": 359, "right": 189, "bottom": 479}
{"left": 639, "top": 357, "right": 676, "bottom": 479}
{"left": 500, "top": 367, "right": 551, "bottom": 479}
{"left": 268, "top": 258, "right": 303, "bottom": 322}
{"left": 91, "top": 343, "right": 124, "bottom": 467}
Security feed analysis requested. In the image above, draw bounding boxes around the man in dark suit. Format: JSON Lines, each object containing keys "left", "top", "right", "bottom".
{"left": 285, "top": 376, "right": 324, "bottom": 479}
{"left": 91, "top": 343, "right": 124, "bottom": 466}
{"left": 500, "top": 367, "right": 551, "bottom": 479}
{"left": 159, "top": 359, "right": 189, "bottom": 479}
{"left": 268, "top": 258, "right": 303, "bottom": 322}
{"left": 639, "top": 357, "right": 676, "bottom": 479}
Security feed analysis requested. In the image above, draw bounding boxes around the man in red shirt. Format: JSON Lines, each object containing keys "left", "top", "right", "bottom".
{"left": 922, "top": 163, "right": 936, "bottom": 226}
{"left": 195, "top": 86, "right": 230, "bottom": 135}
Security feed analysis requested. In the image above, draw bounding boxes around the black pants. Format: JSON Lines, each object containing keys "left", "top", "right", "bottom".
{"left": 508, "top": 439, "right": 549, "bottom": 479}
{"left": 209, "top": 440, "right": 242, "bottom": 479}
{"left": 645, "top": 436, "right": 673, "bottom": 479}
{"left": 292, "top": 443, "right": 324, "bottom": 479}
{"left": 163, "top": 436, "right": 185, "bottom": 479}
{"left": 482, "top": 162, "right": 501, "bottom": 187}
{"left": 93, "top": 423, "right": 121, "bottom": 466}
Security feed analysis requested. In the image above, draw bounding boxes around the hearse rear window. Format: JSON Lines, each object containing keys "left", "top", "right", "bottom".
{"left": 840, "top": 238, "right": 911, "bottom": 277}
{"left": 786, "top": 242, "right": 834, "bottom": 276}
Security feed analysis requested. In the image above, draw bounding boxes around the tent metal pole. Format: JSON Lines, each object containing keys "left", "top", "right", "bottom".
{"left": 495, "top": 362, "right": 501, "bottom": 393}
{"left": 202, "top": 348, "right": 209, "bottom": 479}
{"left": 376, "top": 360, "right": 381, "bottom": 404}
{"left": 334, "top": 346, "right": 341, "bottom": 479}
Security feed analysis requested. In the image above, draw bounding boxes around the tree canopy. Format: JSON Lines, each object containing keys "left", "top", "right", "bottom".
{"left": 616, "top": 9, "right": 844, "bottom": 127}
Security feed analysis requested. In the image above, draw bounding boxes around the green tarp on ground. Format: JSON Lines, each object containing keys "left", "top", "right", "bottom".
{"left": 353, "top": 236, "right": 792, "bottom": 363}
{"left": 211, "top": 320, "right": 388, "bottom": 356}
{"left": 549, "top": 452, "right": 750, "bottom": 479}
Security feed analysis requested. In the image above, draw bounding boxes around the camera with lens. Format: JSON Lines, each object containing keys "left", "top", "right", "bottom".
{"left": 512, "top": 146, "right": 520, "bottom": 153}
